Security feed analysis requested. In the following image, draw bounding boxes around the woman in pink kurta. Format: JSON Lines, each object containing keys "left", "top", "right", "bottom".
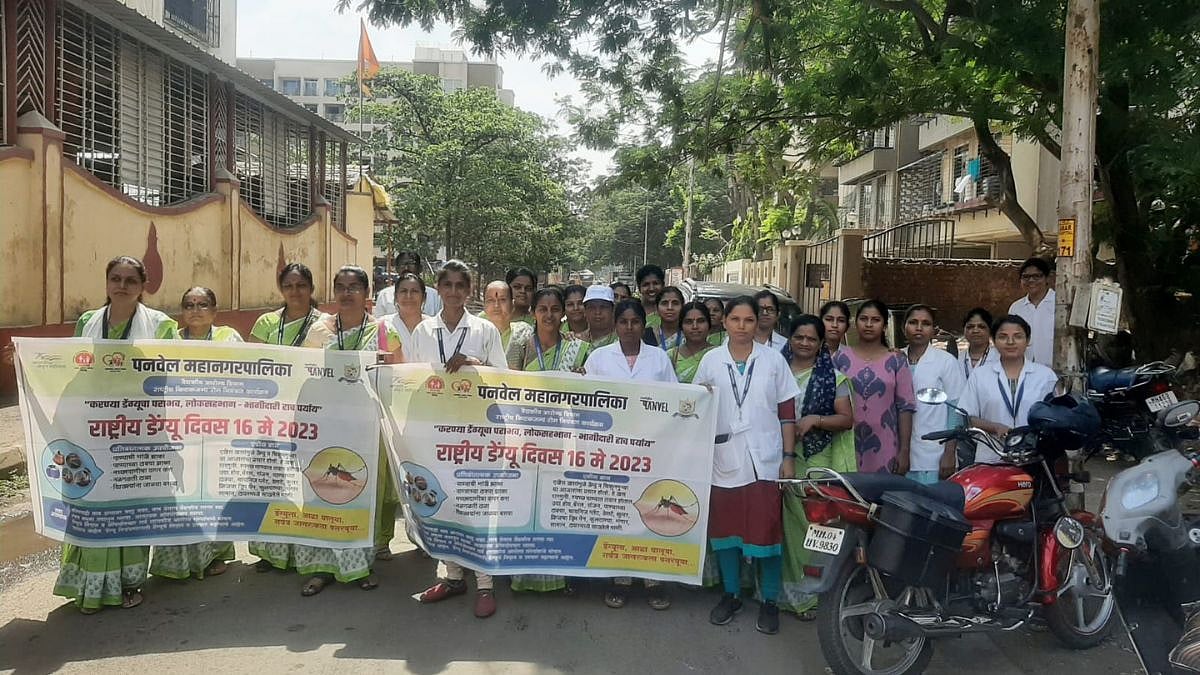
{"left": 832, "top": 300, "right": 916, "bottom": 474}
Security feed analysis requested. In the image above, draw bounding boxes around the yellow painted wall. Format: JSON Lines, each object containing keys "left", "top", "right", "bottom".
{"left": 1, "top": 130, "right": 375, "bottom": 328}
{"left": 0, "top": 154, "right": 39, "bottom": 325}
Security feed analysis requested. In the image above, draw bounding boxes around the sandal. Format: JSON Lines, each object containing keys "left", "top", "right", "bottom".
{"left": 121, "top": 589, "right": 143, "bottom": 609}
{"left": 374, "top": 547, "right": 394, "bottom": 561}
{"left": 254, "top": 559, "right": 275, "bottom": 573}
{"left": 359, "top": 574, "right": 379, "bottom": 591}
{"left": 797, "top": 609, "right": 817, "bottom": 622}
{"left": 79, "top": 606, "right": 100, "bottom": 615}
{"left": 205, "top": 560, "right": 228, "bottom": 577}
{"left": 604, "top": 588, "right": 627, "bottom": 609}
{"left": 647, "top": 585, "right": 672, "bottom": 610}
{"left": 301, "top": 575, "right": 330, "bottom": 597}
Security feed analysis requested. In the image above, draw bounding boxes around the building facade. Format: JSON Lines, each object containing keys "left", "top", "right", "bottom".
{"left": 0, "top": 0, "right": 376, "bottom": 396}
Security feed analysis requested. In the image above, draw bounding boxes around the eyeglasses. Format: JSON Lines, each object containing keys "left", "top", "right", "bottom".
{"left": 1020, "top": 273, "right": 1046, "bottom": 282}
{"left": 334, "top": 285, "right": 366, "bottom": 295}
{"left": 182, "top": 302, "right": 212, "bottom": 310}
{"left": 758, "top": 306, "right": 778, "bottom": 315}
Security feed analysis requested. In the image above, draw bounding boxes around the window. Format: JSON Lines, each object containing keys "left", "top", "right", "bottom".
{"left": 442, "top": 78, "right": 463, "bottom": 92}
{"left": 303, "top": 104, "right": 317, "bottom": 113}
{"left": 302, "top": 78, "right": 318, "bottom": 97}
{"left": 279, "top": 78, "right": 300, "bottom": 96}
{"left": 234, "top": 93, "right": 312, "bottom": 228}
{"left": 859, "top": 182, "right": 874, "bottom": 227}
{"left": 163, "top": 0, "right": 218, "bottom": 47}
{"left": 324, "top": 79, "right": 345, "bottom": 97}
{"left": 952, "top": 144, "right": 968, "bottom": 185}
{"left": 324, "top": 104, "right": 345, "bottom": 122}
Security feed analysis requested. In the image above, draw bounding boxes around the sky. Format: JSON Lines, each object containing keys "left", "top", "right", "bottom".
{"left": 236, "top": 0, "right": 722, "bottom": 180}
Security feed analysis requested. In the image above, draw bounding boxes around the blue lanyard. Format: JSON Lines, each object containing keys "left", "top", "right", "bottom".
{"left": 726, "top": 360, "right": 757, "bottom": 412}
{"left": 533, "top": 333, "right": 562, "bottom": 370}
{"left": 659, "top": 329, "right": 682, "bottom": 352}
{"left": 436, "top": 326, "right": 469, "bottom": 365}
{"left": 994, "top": 373, "right": 1026, "bottom": 425}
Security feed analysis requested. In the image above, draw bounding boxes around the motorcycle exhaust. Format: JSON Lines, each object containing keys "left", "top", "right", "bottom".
{"left": 863, "top": 610, "right": 1031, "bottom": 641}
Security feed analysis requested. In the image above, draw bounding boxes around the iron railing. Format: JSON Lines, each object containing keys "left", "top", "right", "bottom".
{"left": 800, "top": 233, "right": 839, "bottom": 313}
{"left": 862, "top": 218, "right": 957, "bottom": 259}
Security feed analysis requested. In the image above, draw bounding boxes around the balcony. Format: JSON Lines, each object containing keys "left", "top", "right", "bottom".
{"left": 837, "top": 146, "right": 898, "bottom": 185}
{"left": 918, "top": 115, "right": 973, "bottom": 151}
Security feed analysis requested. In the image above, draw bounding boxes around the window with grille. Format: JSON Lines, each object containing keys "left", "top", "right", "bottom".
{"left": 324, "top": 104, "right": 344, "bottom": 122}
{"left": 57, "top": 5, "right": 209, "bottom": 206}
{"left": 279, "top": 78, "right": 300, "bottom": 96}
{"left": 234, "top": 93, "right": 312, "bottom": 228}
{"left": 324, "top": 78, "right": 345, "bottom": 97}
{"left": 302, "top": 79, "right": 318, "bottom": 97}
{"left": 323, "top": 139, "right": 346, "bottom": 230}
{"left": 163, "top": 0, "right": 219, "bottom": 48}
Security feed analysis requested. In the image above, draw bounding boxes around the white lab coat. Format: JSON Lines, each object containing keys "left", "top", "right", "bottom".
{"left": 693, "top": 343, "right": 800, "bottom": 488}
{"left": 408, "top": 311, "right": 506, "bottom": 368}
{"left": 904, "top": 347, "right": 967, "bottom": 472}
{"left": 959, "top": 358, "right": 1057, "bottom": 464}
{"left": 958, "top": 345, "right": 1000, "bottom": 382}
{"left": 585, "top": 341, "right": 678, "bottom": 384}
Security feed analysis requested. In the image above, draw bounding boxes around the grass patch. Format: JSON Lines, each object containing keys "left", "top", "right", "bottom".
{"left": 0, "top": 473, "right": 30, "bottom": 503}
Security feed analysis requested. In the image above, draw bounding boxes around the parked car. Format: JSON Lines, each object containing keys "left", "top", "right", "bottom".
{"left": 678, "top": 279, "right": 802, "bottom": 338}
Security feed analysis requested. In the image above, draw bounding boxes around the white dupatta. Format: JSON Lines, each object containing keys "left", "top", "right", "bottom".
{"left": 79, "top": 303, "right": 171, "bottom": 339}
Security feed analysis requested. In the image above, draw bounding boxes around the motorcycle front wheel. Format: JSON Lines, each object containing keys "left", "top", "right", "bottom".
{"left": 816, "top": 563, "right": 933, "bottom": 675}
{"left": 1046, "top": 533, "right": 1116, "bottom": 649}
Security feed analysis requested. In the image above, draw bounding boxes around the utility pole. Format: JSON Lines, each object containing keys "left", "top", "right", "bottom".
{"left": 1055, "top": 0, "right": 1098, "bottom": 388}
{"left": 683, "top": 157, "right": 695, "bottom": 278}
{"left": 1056, "top": 0, "right": 1098, "bottom": 513}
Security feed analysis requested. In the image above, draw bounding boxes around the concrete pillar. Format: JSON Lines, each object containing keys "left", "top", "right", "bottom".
{"left": 835, "top": 228, "right": 868, "bottom": 300}
{"left": 15, "top": 111, "right": 65, "bottom": 325}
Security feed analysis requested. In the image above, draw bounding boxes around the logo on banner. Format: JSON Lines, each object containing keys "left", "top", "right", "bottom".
{"left": 338, "top": 364, "right": 361, "bottom": 383}
{"left": 425, "top": 376, "right": 446, "bottom": 396}
{"left": 102, "top": 352, "right": 127, "bottom": 371}
{"left": 73, "top": 351, "right": 95, "bottom": 369}
{"left": 673, "top": 399, "right": 698, "bottom": 419}
{"left": 451, "top": 379, "right": 472, "bottom": 397}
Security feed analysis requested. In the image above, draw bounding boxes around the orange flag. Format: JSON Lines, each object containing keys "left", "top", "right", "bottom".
{"left": 357, "top": 18, "right": 380, "bottom": 96}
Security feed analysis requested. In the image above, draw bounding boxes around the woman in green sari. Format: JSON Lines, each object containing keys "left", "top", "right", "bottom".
{"left": 704, "top": 297, "right": 727, "bottom": 346}
{"left": 60, "top": 256, "right": 177, "bottom": 613}
{"left": 779, "top": 314, "right": 855, "bottom": 618}
{"left": 509, "top": 287, "right": 590, "bottom": 593}
{"left": 507, "top": 287, "right": 590, "bottom": 373}
{"left": 296, "top": 266, "right": 403, "bottom": 595}
{"left": 247, "top": 263, "right": 324, "bottom": 573}
{"left": 150, "top": 287, "right": 240, "bottom": 582}
{"left": 668, "top": 301, "right": 714, "bottom": 384}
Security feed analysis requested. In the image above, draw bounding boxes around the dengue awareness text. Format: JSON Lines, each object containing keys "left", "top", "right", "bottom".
{"left": 14, "top": 338, "right": 380, "bottom": 548}
{"left": 378, "top": 364, "right": 717, "bottom": 584}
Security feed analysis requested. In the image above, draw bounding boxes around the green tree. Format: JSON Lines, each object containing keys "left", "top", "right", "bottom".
{"left": 352, "top": 68, "right": 582, "bottom": 282}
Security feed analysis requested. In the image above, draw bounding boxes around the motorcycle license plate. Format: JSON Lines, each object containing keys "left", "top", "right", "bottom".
{"left": 1146, "top": 390, "right": 1178, "bottom": 412}
{"left": 804, "top": 524, "right": 845, "bottom": 554}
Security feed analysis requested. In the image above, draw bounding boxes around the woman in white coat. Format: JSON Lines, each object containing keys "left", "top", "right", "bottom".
{"left": 958, "top": 315, "right": 1058, "bottom": 464}
{"left": 586, "top": 299, "right": 677, "bottom": 609}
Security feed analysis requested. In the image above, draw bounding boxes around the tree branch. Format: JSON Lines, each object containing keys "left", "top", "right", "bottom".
{"left": 973, "top": 116, "right": 1050, "bottom": 253}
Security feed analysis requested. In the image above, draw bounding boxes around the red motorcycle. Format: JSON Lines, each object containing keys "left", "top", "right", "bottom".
{"left": 788, "top": 388, "right": 1115, "bottom": 675}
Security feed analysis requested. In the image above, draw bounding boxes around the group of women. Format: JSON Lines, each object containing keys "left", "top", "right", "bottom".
{"left": 13, "top": 255, "right": 1058, "bottom": 634}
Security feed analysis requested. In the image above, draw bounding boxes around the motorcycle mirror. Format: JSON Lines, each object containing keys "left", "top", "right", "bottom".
{"left": 917, "top": 387, "right": 948, "bottom": 405}
{"left": 1054, "top": 376, "right": 1073, "bottom": 397}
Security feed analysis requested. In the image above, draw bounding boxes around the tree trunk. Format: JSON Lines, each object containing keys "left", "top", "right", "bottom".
{"left": 973, "top": 117, "right": 1050, "bottom": 255}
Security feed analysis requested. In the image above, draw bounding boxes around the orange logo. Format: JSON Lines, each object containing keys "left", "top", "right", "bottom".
{"left": 73, "top": 351, "right": 94, "bottom": 368}
{"left": 425, "top": 376, "right": 445, "bottom": 395}
{"left": 102, "top": 352, "right": 126, "bottom": 368}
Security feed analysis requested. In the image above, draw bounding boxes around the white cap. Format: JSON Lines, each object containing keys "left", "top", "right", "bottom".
{"left": 583, "top": 285, "right": 615, "bottom": 304}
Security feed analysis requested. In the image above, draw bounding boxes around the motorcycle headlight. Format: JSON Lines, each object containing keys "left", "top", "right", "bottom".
{"left": 1119, "top": 471, "right": 1160, "bottom": 510}
{"left": 1054, "top": 516, "right": 1086, "bottom": 549}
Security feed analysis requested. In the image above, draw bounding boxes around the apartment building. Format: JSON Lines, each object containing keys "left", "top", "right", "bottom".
{"left": 237, "top": 46, "right": 516, "bottom": 133}
{"left": 836, "top": 117, "right": 1060, "bottom": 259}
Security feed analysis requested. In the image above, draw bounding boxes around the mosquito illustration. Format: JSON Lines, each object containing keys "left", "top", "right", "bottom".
{"left": 654, "top": 496, "right": 696, "bottom": 517}
{"left": 323, "top": 463, "right": 360, "bottom": 482}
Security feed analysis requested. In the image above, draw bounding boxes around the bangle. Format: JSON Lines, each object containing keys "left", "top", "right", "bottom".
{"left": 782, "top": 451, "right": 797, "bottom": 459}
{"left": 816, "top": 415, "right": 823, "bottom": 430}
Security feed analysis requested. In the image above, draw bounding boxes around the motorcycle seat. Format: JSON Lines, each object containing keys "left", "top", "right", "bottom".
{"left": 1088, "top": 366, "right": 1139, "bottom": 393}
{"left": 840, "top": 472, "right": 966, "bottom": 512}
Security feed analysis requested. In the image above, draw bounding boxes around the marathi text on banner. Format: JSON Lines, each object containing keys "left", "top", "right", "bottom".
{"left": 14, "top": 338, "right": 380, "bottom": 548}
{"left": 378, "top": 364, "right": 717, "bottom": 584}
